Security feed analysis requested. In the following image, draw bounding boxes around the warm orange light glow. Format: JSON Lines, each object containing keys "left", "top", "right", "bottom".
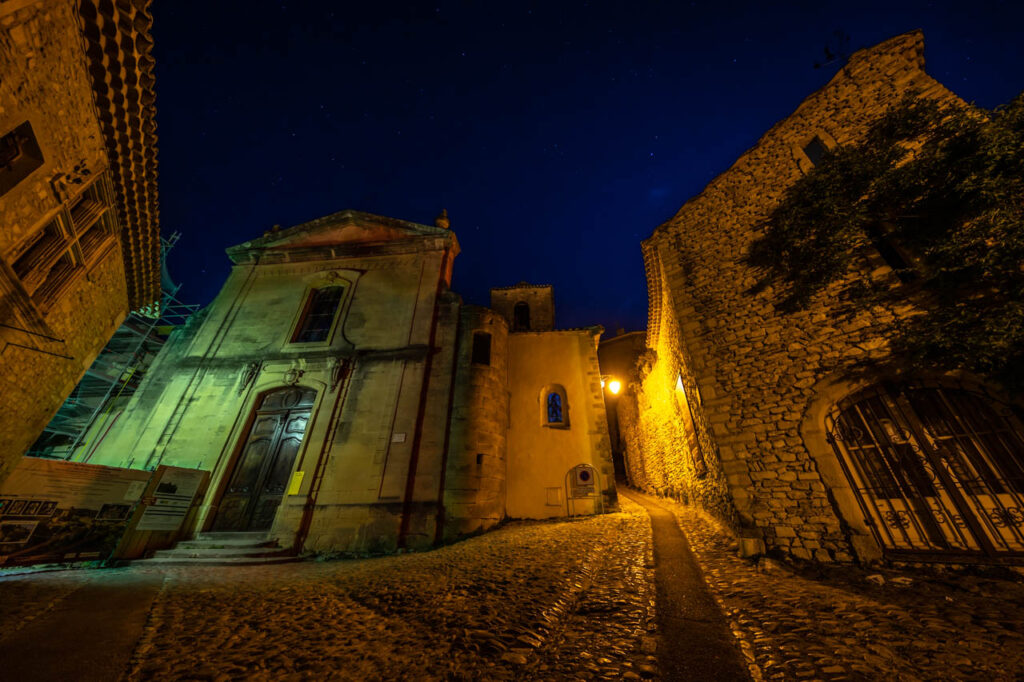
{"left": 608, "top": 379, "right": 621, "bottom": 395}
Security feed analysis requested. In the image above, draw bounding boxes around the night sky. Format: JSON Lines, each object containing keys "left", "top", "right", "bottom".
{"left": 151, "top": 1, "right": 1024, "bottom": 332}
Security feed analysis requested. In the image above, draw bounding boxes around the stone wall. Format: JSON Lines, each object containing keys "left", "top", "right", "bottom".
{"left": 0, "top": 0, "right": 129, "bottom": 481}
{"left": 490, "top": 283, "right": 555, "bottom": 331}
{"left": 616, "top": 251, "right": 735, "bottom": 526}
{"left": 633, "top": 32, "right": 969, "bottom": 562}
{"left": 442, "top": 305, "right": 509, "bottom": 540}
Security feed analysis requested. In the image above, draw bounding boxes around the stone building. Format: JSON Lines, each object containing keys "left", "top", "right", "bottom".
{"left": 86, "top": 210, "right": 615, "bottom": 555}
{"left": 0, "top": 0, "right": 161, "bottom": 483}
{"left": 620, "top": 31, "right": 1024, "bottom": 564}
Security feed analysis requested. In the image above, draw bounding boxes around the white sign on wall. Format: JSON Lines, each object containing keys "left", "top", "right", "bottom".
{"left": 135, "top": 467, "right": 205, "bottom": 532}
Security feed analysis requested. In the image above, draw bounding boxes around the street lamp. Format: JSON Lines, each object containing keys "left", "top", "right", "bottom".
{"left": 601, "top": 376, "right": 622, "bottom": 395}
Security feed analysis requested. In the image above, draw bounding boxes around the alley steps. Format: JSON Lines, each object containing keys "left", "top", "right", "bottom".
{"left": 140, "top": 532, "right": 299, "bottom": 566}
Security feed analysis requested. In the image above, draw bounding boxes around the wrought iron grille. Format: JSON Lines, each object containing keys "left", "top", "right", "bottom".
{"left": 826, "top": 383, "right": 1024, "bottom": 558}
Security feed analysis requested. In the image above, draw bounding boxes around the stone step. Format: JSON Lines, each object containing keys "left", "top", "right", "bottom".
{"left": 140, "top": 554, "right": 300, "bottom": 567}
{"left": 195, "top": 531, "right": 269, "bottom": 543}
{"left": 151, "top": 546, "right": 287, "bottom": 559}
{"left": 175, "top": 538, "right": 279, "bottom": 550}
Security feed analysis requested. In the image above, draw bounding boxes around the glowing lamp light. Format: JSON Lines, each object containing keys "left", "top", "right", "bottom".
{"left": 608, "top": 379, "right": 621, "bottom": 395}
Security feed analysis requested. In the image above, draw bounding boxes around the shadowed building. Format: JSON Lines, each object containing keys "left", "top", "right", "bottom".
{"left": 621, "top": 31, "right": 1024, "bottom": 564}
{"left": 0, "top": 0, "right": 161, "bottom": 483}
{"left": 86, "top": 210, "right": 615, "bottom": 555}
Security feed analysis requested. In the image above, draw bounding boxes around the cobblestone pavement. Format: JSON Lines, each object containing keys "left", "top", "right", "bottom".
{"left": 2, "top": 499, "right": 659, "bottom": 681}
{"left": 656, "top": 497, "right": 1024, "bottom": 681}
{"left": 4, "top": 495, "right": 1023, "bottom": 681}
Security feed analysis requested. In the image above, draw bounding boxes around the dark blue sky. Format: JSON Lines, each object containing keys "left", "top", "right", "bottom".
{"left": 151, "top": 1, "right": 1023, "bottom": 332}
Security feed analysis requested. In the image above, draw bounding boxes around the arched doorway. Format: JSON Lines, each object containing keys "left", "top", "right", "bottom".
{"left": 826, "top": 382, "right": 1024, "bottom": 559}
{"left": 212, "top": 386, "right": 316, "bottom": 532}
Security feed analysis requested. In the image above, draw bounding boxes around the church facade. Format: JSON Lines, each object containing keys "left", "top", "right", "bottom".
{"left": 619, "top": 32, "right": 1024, "bottom": 565}
{"left": 87, "top": 210, "right": 616, "bottom": 554}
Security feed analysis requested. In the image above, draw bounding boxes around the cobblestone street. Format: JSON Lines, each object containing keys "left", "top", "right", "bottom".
{"left": 2, "top": 495, "right": 1024, "bottom": 681}
{"left": 652, "top": 496, "right": 1024, "bottom": 681}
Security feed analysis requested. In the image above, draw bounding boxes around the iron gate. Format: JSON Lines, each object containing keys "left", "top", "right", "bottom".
{"left": 826, "top": 383, "right": 1024, "bottom": 559}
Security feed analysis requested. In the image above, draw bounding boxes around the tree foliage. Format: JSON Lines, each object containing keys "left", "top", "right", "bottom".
{"left": 748, "top": 91, "right": 1024, "bottom": 390}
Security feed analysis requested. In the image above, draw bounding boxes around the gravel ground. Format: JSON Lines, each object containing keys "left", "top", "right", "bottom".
{"left": 658, "top": 497, "right": 1024, "bottom": 681}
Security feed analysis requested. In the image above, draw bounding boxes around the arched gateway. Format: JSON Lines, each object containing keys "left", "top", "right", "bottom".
{"left": 826, "top": 382, "right": 1024, "bottom": 559}
{"left": 212, "top": 387, "right": 316, "bottom": 532}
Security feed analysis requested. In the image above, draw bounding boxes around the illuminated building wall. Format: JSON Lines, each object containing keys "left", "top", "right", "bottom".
{"left": 624, "top": 32, "right": 1015, "bottom": 563}
{"left": 88, "top": 211, "right": 615, "bottom": 555}
{"left": 0, "top": 0, "right": 160, "bottom": 483}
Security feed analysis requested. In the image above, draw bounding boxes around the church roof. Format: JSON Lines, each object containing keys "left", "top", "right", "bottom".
{"left": 226, "top": 209, "right": 459, "bottom": 263}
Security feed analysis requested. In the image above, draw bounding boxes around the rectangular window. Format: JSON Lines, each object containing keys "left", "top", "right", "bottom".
{"left": 471, "top": 332, "right": 491, "bottom": 365}
{"left": 6, "top": 174, "right": 116, "bottom": 311}
{"left": 803, "top": 136, "right": 829, "bottom": 166}
{"left": 292, "top": 286, "right": 345, "bottom": 343}
{"left": 866, "top": 223, "right": 918, "bottom": 283}
{"left": 0, "top": 121, "right": 44, "bottom": 197}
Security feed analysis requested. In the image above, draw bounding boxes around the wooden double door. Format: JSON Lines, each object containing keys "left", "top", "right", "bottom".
{"left": 212, "top": 387, "right": 316, "bottom": 532}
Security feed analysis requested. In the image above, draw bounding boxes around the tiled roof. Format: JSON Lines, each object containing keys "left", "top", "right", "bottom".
{"left": 78, "top": 0, "right": 161, "bottom": 309}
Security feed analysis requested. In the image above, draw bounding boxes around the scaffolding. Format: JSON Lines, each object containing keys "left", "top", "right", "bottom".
{"left": 27, "top": 232, "right": 200, "bottom": 462}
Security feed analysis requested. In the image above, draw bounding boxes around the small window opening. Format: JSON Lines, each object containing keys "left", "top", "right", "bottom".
{"left": 471, "top": 332, "right": 491, "bottom": 365}
{"left": 866, "top": 223, "right": 918, "bottom": 283}
{"left": 803, "top": 136, "right": 829, "bottom": 166}
{"left": 292, "top": 286, "right": 345, "bottom": 343}
{"left": 476, "top": 453, "right": 485, "bottom": 466}
{"left": 547, "top": 392, "right": 563, "bottom": 424}
{"left": 0, "top": 121, "right": 44, "bottom": 197}
{"left": 513, "top": 301, "right": 530, "bottom": 331}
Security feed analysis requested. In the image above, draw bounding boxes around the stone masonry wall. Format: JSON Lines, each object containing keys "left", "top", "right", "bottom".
{"left": 490, "top": 284, "right": 555, "bottom": 331}
{"left": 637, "top": 32, "right": 968, "bottom": 562}
{"left": 442, "top": 305, "right": 510, "bottom": 541}
{"left": 618, "top": 250, "right": 736, "bottom": 527}
{"left": 0, "top": 1, "right": 129, "bottom": 481}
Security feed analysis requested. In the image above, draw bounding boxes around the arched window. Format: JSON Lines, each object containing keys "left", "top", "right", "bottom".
{"left": 547, "top": 392, "right": 563, "bottom": 423}
{"left": 541, "top": 384, "right": 569, "bottom": 428}
{"left": 292, "top": 285, "right": 345, "bottom": 343}
{"left": 513, "top": 301, "right": 530, "bottom": 331}
{"left": 826, "top": 382, "right": 1024, "bottom": 557}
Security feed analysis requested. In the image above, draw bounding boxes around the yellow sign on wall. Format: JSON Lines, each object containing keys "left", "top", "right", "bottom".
{"left": 287, "top": 471, "right": 305, "bottom": 496}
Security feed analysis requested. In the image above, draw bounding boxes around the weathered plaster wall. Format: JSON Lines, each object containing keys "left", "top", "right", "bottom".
{"left": 634, "top": 32, "right": 968, "bottom": 562}
{"left": 442, "top": 305, "right": 509, "bottom": 540}
{"left": 90, "top": 231, "right": 456, "bottom": 555}
{"left": 506, "top": 329, "right": 616, "bottom": 518}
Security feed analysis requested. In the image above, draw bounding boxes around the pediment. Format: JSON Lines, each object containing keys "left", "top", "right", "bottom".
{"left": 227, "top": 210, "right": 452, "bottom": 260}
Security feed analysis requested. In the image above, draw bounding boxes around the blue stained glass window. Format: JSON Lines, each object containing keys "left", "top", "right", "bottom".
{"left": 547, "top": 392, "right": 563, "bottom": 423}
